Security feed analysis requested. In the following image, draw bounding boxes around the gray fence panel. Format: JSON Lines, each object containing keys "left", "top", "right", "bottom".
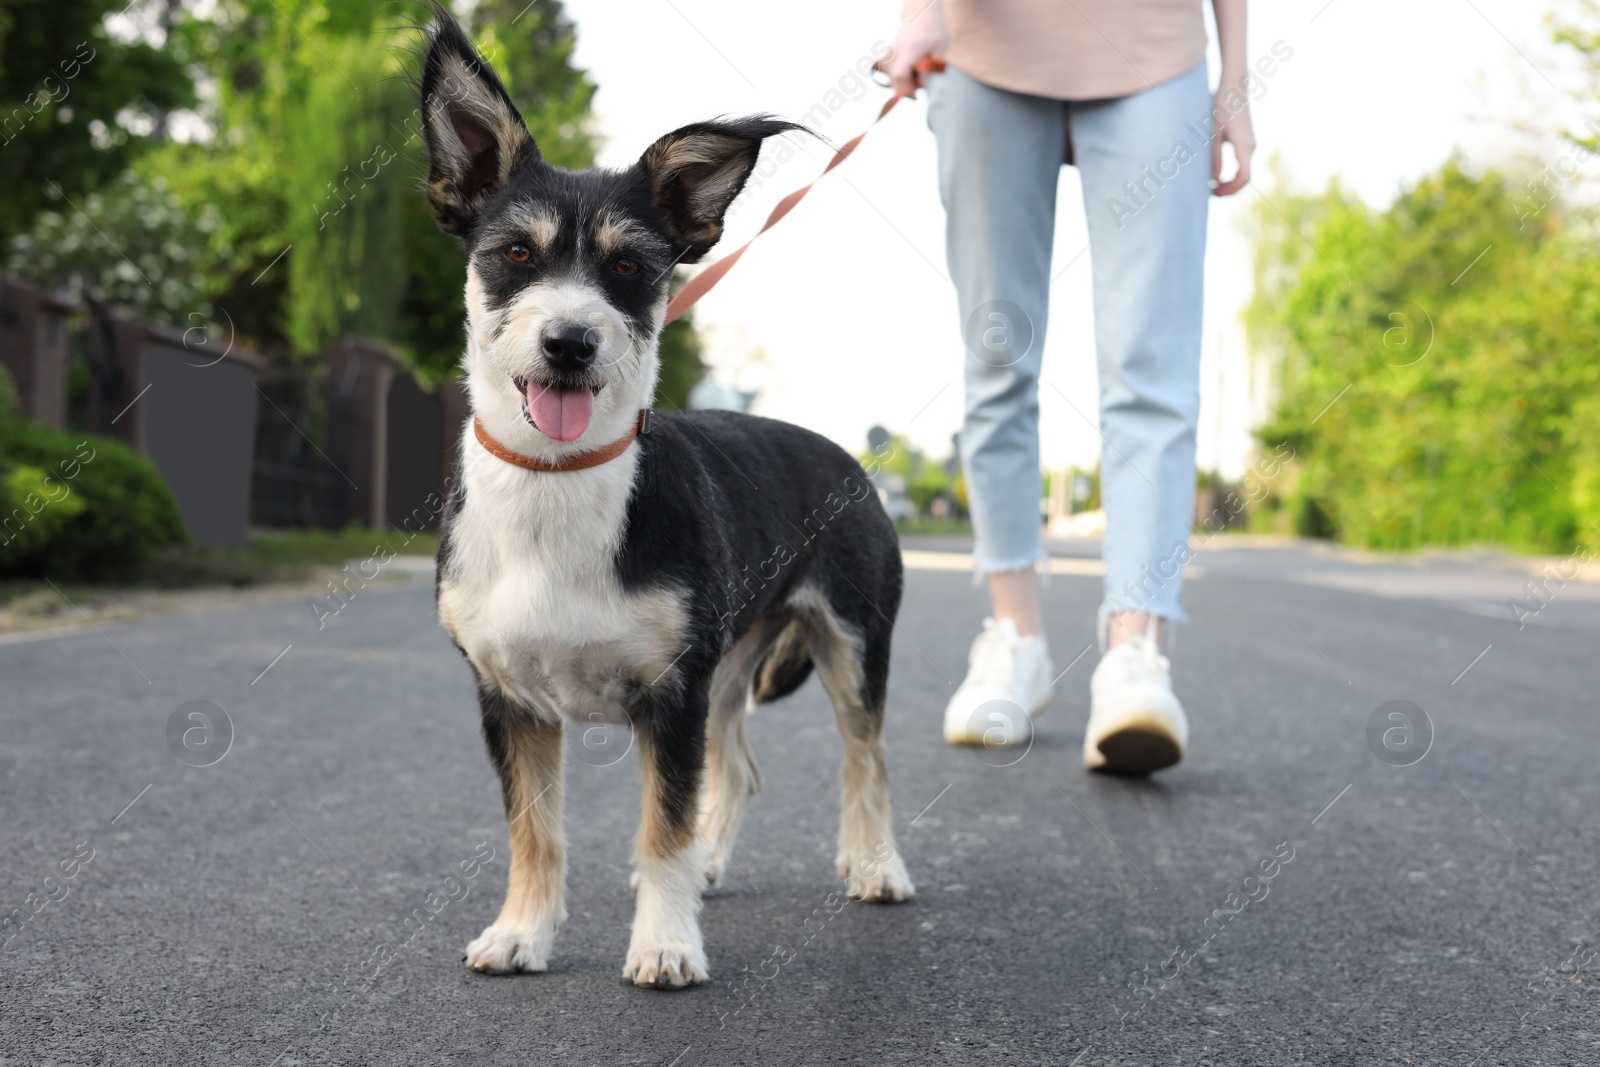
{"left": 141, "top": 344, "right": 258, "bottom": 547}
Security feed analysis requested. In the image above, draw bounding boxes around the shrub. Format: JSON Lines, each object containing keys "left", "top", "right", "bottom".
{"left": 0, "top": 412, "right": 187, "bottom": 580}
{"left": 1246, "top": 160, "right": 1600, "bottom": 552}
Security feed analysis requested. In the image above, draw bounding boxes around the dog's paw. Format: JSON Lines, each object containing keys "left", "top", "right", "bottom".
{"left": 839, "top": 852, "right": 915, "bottom": 903}
{"left": 464, "top": 923, "right": 551, "bottom": 974}
{"left": 622, "top": 943, "right": 710, "bottom": 989}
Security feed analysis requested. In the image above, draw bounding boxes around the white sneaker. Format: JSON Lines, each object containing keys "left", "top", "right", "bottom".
{"left": 943, "top": 618, "right": 1053, "bottom": 748}
{"left": 1084, "top": 631, "right": 1187, "bottom": 774}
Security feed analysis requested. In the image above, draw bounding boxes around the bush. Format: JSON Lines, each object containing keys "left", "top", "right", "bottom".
{"left": 1246, "top": 160, "right": 1600, "bottom": 552}
{"left": 0, "top": 412, "right": 187, "bottom": 580}
{"left": 7, "top": 170, "right": 225, "bottom": 328}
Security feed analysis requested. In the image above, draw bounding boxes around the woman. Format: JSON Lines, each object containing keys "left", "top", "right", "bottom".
{"left": 887, "top": 0, "right": 1255, "bottom": 773}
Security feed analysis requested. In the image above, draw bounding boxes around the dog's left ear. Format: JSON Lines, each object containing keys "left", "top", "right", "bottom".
{"left": 420, "top": 8, "right": 537, "bottom": 236}
{"left": 639, "top": 116, "right": 807, "bottom": 262}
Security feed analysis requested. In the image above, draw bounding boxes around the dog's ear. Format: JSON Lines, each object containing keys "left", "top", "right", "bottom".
{"left": 419, "top": 7, "right": 537, "bottom": 235}
{"left": 639, "top": 116, "right": 807, "bottom": 262}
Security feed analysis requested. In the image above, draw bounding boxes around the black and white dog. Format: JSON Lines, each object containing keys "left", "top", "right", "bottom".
{"left": 418, "top": 11, "right": 914, "bottom": 989}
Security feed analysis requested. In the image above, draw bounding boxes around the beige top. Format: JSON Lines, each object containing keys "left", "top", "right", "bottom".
{"left": 944, "top": 0, "right": 1208, "bottom": 101}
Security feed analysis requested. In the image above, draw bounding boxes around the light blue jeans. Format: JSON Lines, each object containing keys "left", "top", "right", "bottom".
{"left": 927, "top": 61, "right": 1211, "bottom": 624}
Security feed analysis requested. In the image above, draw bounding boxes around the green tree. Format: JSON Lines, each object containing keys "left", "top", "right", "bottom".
{"left": 7, "top": 169, "right": 225, "bottom": 324}
{"left": 140, "top": 0, "right": 703, "bottom": 402}
{"left": 655, "top": 307, "right": 708, "bottom": 410}
{"left": 0, "top": 0, "right": 193, "bottom": 246}
{"left": 1246, "top": 159, "right": 1600, "bottom": 551}
{"left": 397, "top": 0, "right": 600, "bottom": 380}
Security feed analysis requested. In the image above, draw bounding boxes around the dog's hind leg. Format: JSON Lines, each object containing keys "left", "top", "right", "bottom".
{"left": 466, "top": 689, "right": 566, "bottom": 973}
{"left": 697, "top": 625, "right": 772, "bottom": 890}
{"left": 793, "top": 588, "right": 914, "bottom": 903}
{"left": 624, "top": 688, "right": 711, "bottom": 988}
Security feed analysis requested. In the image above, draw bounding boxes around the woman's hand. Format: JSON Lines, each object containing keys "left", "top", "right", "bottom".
{"left": 1211, "top": 78, "right": 1256, "bottom": 196}
{"left": 886, "top": 0, "right": 948, "bottom": 98}
{"left": 1210, "top": 0, "right": 1254, "bottom": 195}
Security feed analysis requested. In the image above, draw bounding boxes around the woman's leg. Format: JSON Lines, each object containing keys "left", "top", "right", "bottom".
{"left": 1069, "top": 63, "right": 1213, "bottom": 640}
{"left": 928, "top": 65, "right": 1066, "bottom": 631}
{"left": 927, "top": 65, "right": 1065, "bottom": 745}
{"left": 1068, "top": 63, "right": 1211, "bottom": 774}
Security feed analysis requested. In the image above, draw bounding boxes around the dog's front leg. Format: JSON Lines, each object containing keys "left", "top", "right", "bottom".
{"left": 466, "top": 690, "right": 566, "bottom": 973}
{"left": 623, "top": 689, "right": 710, "bottom": 989}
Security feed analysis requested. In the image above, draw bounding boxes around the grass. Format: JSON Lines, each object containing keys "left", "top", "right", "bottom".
{"left": 0, "top": 526, "right": 439, "bottom": 607}
{"left": 150, "top": 526, "right": 440, "bottom": 588}
{"left": 894, "top": 518, "right": 973, "bottom": 536}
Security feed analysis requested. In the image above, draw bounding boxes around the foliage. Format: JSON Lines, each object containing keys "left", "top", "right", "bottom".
{"left": 469, "top": 0, "right": 597, "bottom": 170}
{"left": 7, "top": 169, "right": 225, "bottom": 324}
{"left": 141, "top": 0, "right": 606, "bottom": 375}
{"left": 857, "top": 432, "right": 964, "bottom": 517}
{"left": 0, "top": 362, "right": 18, "bottom": 415}
{"left": 0, "top": 462, "right": 87, "bottom": 558}
{"left": 3, "top": 0, "right": 705, "bottom": 434}
{"left": 0, "top": 0, "right": 193, "bottom": 247}
{"left": 1553, "top": 0, "right": 1600, "bottom": 155}
{"left": 279, "top": 34, "right": 410, "bottom": 356}
{"left": 1245, "top": 158, "right": 1600, "bottom": 552}
{"left": 0, "top": 410, "right": 187, "bottom": 580}
{"left": 656, "top": 308, "right": 708, "bottom": 410}
{"left": 145, "top": 525, "right": 439, "bottom": 588}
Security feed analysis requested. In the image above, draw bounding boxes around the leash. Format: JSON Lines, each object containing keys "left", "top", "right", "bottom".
{"left": 473, "top": 57, "right": 945, "bottom": 475}
{"left": 663, "top": 56, "right": 947, "bottom": 326}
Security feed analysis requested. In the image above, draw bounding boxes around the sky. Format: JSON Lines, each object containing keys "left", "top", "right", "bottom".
{"left": 559, "top": 0, "right": 1584, "bottom": 478}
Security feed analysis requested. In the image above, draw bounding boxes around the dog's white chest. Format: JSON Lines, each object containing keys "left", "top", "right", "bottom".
{"left": 438, "top": 452, "right": 686, "bottom": 723}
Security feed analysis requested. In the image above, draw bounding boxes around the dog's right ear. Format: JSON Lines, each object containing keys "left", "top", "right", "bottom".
{"left": 419, "top": 7, "right": 537, "bottom": 236}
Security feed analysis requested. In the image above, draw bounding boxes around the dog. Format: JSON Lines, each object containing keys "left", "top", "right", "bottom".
{"left": 417, "top": 9, "right": 915, "bottom": 989}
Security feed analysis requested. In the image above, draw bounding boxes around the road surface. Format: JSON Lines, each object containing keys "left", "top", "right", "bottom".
{"left": 2, "top": 537, "right": 1597, "bottom": 1065}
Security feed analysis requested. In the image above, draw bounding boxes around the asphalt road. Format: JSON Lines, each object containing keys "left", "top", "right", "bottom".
{"left": 2, "top": 538, "right": 1598, "bottom": 1065}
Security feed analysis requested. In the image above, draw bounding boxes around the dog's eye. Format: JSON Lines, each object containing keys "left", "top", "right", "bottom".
{"left": 612, "top": 256, "right": 640, "bottom": 277}
{"left": 505, "top": 243, "right": 533, "bottom": 265}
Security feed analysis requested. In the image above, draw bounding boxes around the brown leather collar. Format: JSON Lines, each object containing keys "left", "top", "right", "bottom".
{"left": 473, "top": 409, "right": 651, "bottom": 472}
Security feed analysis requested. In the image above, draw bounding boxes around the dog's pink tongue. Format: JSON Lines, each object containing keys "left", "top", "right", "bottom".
{"left": 527, "top": 381, "right": 593, "bottom": 442}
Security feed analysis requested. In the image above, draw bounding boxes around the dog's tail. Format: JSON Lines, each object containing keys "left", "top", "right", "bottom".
{"left": 748, "top": 618, "right": 813, "bottom": 705}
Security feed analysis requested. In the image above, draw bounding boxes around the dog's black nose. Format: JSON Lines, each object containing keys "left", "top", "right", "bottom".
{"left": 542, "top": 323, "right": 599, "bottom": 368}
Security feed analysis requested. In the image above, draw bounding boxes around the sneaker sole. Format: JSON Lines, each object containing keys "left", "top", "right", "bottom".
{"left": 1091, "top": 725, "right": 1182, "bottom": 775}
